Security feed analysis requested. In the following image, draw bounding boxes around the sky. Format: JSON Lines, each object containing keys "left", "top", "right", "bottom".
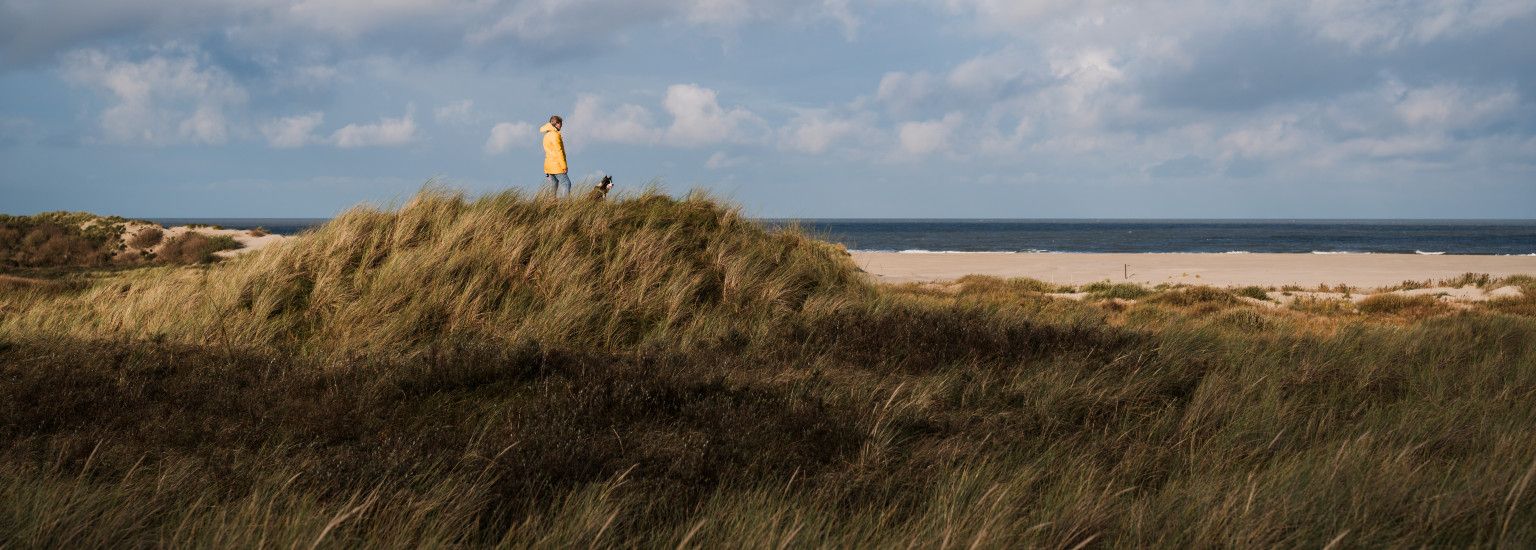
{"left": 1, "top": 0, "right": 1534, "bottom": 219}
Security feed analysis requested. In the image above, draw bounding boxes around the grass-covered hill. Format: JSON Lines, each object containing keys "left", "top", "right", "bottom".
{"left": 2, "top": 189, "right": 1534, "bottom": 547}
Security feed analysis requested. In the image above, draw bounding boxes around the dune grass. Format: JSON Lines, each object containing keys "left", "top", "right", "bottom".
{"left": 2, "top": 188, "right": 1534, "bottom": 547}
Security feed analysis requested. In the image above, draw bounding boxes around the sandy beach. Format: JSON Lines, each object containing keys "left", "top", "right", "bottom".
{"left": 852, "top": 252, "right": 1536, "bottom": 289}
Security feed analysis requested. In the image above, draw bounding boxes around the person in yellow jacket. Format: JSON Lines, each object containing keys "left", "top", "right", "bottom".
{"left": 540, "top": 115, "right": 570, "bottom": 197}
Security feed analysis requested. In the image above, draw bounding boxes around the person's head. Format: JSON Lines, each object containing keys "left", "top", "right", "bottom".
{"left": 549, "top": 115, "right": 563, "bottom": 130}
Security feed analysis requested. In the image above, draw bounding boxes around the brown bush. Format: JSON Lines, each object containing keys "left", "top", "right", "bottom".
{"left": 157, "top": 232, "right": 240, "bottom": 264}
{"left": 0, "top": 222, "right": 111, "bottom": 268}
{"left": 128, "top": 227, "right": 164, "bottom": 249}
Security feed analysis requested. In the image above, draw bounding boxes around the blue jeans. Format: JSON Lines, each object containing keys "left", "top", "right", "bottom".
{"left": 546, "top": 173, "right": 572, "bottom": 197}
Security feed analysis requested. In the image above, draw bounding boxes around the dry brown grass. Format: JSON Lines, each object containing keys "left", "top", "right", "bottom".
{"left": 126, "top": 226, "right": 163, "bottom": 249}
{"left": 155, "top": 232, "right": 241, "bottom": 264}
{"left": 1358, "top": 293, "right": 1451, "bottom": 318}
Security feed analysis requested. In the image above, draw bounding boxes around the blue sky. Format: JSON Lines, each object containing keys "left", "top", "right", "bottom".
{"left": 2, "top": 0, "right": 1534, "bottom": 218}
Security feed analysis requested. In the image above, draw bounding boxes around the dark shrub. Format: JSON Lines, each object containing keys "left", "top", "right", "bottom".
{"left": 158, "top": 232, "right": 242, "bottom": 264}
{"left": 0, "top": 222, "right": 110, "bottom": 268}
{"left": 128, "top": 227, "right": 164, "bottom": 249}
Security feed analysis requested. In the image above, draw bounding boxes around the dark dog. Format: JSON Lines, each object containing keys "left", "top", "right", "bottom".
{"left": 588, "top": 175, "right": 615, "bottom": 200}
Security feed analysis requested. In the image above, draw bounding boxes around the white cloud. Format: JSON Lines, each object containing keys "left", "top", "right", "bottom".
{"left": 179, "top": 104, "right": 229, "bottom": 144}
{"left": 566, "top": 84, "right": 760, "bottom": 148}
{"left": 61, "top": 47, "right": 247, "bottom": 145}
{"left": 1394, "top": 84, "right": 1519, "bottom": 130}
{"left": 285, "top": 0, "right": 457, "bottom": 37}
{"left": 434, "top": 99, "right": 476, "bottom": 125}
{"left": 5, "top": 0, "right": 863, "bottom": 71}
{"left": 265, "top": 63, "right": 342, "bottom": 92}
{"left": 705, "top": 151, "right": 744, "bottom": 169}
{"left": 260, "top": 112, "right": 324, "bottom": 148}
{"left": 940, "top": 0, "right": 1107, "bottom": 26}
{"left": 946, "top": 48, "right": 1035, "bottom": 98}
{"left": 662, "top": 83, "right": 762, "bottom": 146}
{"left": 570, "top": 94, "right": 663, "bottom": 145}
{"left": 779, "top": 113, "right": 866, "bottom": 154}
{"left": 898, "top": 113, "right": 964, "bottom": 156}
{"left": 483, "top": 121, "right": 533, "bottom": 154}
{"left": 467, "top": 0, "right": 859, "bottom": 46}
{"left": 876, "top": 71, "right": 938, "bottom": 114}
{"left": 1220, "top": 115, "right": 1307, "bottom": 159}
{"left": 939, "top": 0, "right": 1534, "bottom": 57}
{"left": 821, "top": 0, "right": 861, "bottom": 40}
{"left": 330, "top": 109, "right": 416, "bottom": 148}
{"left": 1303, "top": 0, "right": 1536, "bottom": 51}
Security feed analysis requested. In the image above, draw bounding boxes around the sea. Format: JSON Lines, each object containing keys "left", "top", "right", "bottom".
{"left": 149, "top": 218, "right": 1536, "bottom": 256}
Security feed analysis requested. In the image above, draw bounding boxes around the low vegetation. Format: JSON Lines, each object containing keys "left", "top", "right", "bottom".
{"left": 1, "top": 212, "right": 249, "bottom": 269}
{"left": 1288, "top": 295, "right": 1357, "bottom": 316}
{"left": 155, "top": 232, "right": 242, "bottom": 264}
{"left": 0, "top": 213, "right": 124, "bottom": 268}
{"left": 1234, "top": 285, "right": 1271, "bottom": 301}
{"left": 1081, "top": 280, "right": 1150, "bottom": 300}
{"left": 1357, "top": 293, "right": 1451, "bottom": 318}
{"left": 1, "top": 189, "right": 1533, "bottom": 547}
{"left": 126, "top": 226, "right": 163, "bottom": 249}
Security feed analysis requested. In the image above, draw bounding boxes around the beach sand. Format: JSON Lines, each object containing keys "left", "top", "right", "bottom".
{"left": 851, "top": 252, "right": 1536, "bottom": 289}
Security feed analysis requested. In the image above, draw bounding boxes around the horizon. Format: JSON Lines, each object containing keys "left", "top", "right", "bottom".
{"left": 3, "top": 1, "right": 1534, "bottom": 218}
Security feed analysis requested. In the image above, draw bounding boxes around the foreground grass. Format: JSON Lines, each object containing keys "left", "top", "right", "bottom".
{"left": 2, "top": 189, "right": 1535, "bottom": 547}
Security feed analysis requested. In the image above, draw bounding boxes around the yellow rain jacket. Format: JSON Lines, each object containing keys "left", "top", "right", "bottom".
{"left": 541, "top": 123, "right": 567, "bottom": 174}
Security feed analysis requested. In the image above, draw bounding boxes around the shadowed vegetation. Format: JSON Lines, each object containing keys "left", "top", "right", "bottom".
{"left": 0, "top": 212, "right": 239, "bottom": 268}
{"left": 2, "top": 188, "right": 1534, "bottom": 547}
{"left": 0, "top": 214, "right": 122, "bottom": 269}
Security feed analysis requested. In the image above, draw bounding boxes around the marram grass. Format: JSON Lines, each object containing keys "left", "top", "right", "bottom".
{"left": 2, "top": 188, "right": 1534, "bottom": 548}
{"left": 2, "top": 187, "right": 870, "bottom": 362}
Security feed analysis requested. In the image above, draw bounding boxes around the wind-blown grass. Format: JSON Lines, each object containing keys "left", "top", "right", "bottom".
{"left": 2, "top": 188, "right": 1534, "bottom": 547}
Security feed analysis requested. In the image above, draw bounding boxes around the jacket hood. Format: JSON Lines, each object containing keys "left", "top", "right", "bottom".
{"left": 540, "top": 123, "right": 557, "bottom": 133}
